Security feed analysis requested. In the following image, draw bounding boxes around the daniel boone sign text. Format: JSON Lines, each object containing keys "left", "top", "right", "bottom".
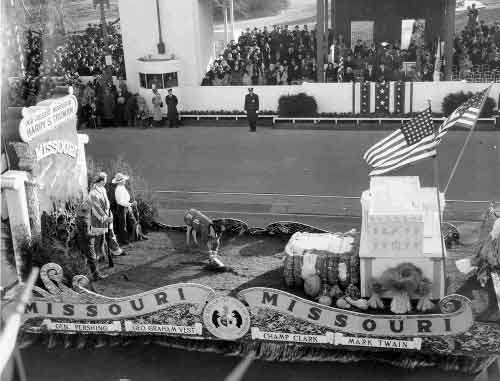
{"left": 238, "top": 288, "right": 473, "bottom": 337}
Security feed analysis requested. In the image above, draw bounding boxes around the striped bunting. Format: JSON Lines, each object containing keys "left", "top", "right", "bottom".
{"left": 437, "top": 86, "right": 491, "bottom": 139}
{"left": 338, "top": 56, "right": 344, "bottom": 83}
{"left": 375, "top": 82, "right": 390, "bottom": 114}
{"left": 364, "top": 108, "right": 437, "bottom": 176}
{"left": 360, "top": 82, "right": 371, "bottom": 114}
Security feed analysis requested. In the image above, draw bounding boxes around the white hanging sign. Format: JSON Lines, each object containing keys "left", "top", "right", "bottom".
{"left": 251, "top": 327, "right": 334, "bottom": 344}
{"left": 335, "top": 333, "right": 422, "bottom": 350}
{"left": 123, "top": 321, "right": 202, "bottom": 335}
{"left": 42, "top": 319, "right": 122, "bottom": 332}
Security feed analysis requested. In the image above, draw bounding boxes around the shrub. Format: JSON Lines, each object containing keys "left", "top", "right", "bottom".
{"left": 4, "top": 202, "right": 90, "bottom": 283}
{"left": 278, "top": 93, "right": 318, "bottom": 117}
{"left": 442, "top": 91, "right": 496, "bottom": 117}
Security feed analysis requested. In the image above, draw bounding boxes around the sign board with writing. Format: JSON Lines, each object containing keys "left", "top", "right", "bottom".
{"left": 251, "top": 327, "right": 334, "bottom": 344}
{"left": 42, "top": 319, "right": 122, "bottom": 333}
{"left": 334, "top": 333, "right": 422, "bottom": 350}
{"left": 16, "top": 92, "right": 85, "bottom": 211}
{"left": 350, "top": 21, "right": 374, "bottom": 50}
{"left": 238, "top": 288, "right": 473, "bottom": 337}
{"left": 366, "top": 215, "right": 423, "bottom": 257}
{"left": 124, "top": 321, "right": 203, "bottom": 335}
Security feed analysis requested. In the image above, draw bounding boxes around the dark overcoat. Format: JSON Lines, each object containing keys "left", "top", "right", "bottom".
{"left": 165, "top": 94, "right": 178, "bottom": 121}
{"left": 244, "top": 93, "right": 259, "bottom": 122}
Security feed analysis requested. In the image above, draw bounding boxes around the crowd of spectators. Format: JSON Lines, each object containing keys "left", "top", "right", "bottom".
{"left": 8, "top": 71, "right": 152, "bottom": 129}
{"left": 5, "top": 22, "right": 125, "bottom": 78}
{"left": 202, "top": 7, "right": 500, "bottom": 86}
{"left": 70, "top": 77, "right": 151, "bottom": 129}
{"left": 200, "top": 24, "right": 443, "bottom": 86}
{"left": 453, "top": 6, "right": 500, "bottom": 78}
{"left": 6, "top": 22, "right": 125, "bottom": 107}
{"left": 5, "top": 5, "right": 500, "bottom": 106}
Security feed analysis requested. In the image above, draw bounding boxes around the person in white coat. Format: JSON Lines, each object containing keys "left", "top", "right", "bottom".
{"left": 112, "top": 173, "right": 138, "bottom": 245}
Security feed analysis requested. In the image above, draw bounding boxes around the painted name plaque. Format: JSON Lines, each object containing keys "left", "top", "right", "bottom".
{"left": 15, "top": 91, "right": 86, "bottom": 210}
{"left": 335, "top": 333, "right": 422, "bottom": 350}
{"left": 238, "top": 288, "right": 473, "bottom": 337}
{"left": 251, "top": 327, "right": 334, "bottom": 344}
{"left": 19, "top": 95, "right": 78, "bottom": 143}
{"left": 124, "top": 321, "right": 203, "bottom": 335}
{"left": 26, "top": 283, "right": 216, "bottom": 320}
{"left": 42, "top": 319, "right": 122, "bottom": 332}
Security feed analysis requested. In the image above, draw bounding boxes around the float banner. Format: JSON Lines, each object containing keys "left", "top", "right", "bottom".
{"left": 124, "top": 321, "right": 203, "bottom": 335}
{"left": 42, "top": 319, "right": 122, "bottom": 333}
{"left": 25, "top": 283, "right": 215, "bottom": 321}
{"left": 251, "top": 327, "right": 334, "bottom": 344}
{"left": 238, "top": 288, "right": 474, "bottom": 337}
{"left": 19, "top": 95, "right": 78, "bottom": 143}
{"left": 335, "top": 333, "right": 422, "bottom": 350}
{"left": 17, "top": 93, "right": 82, "bottom": 210}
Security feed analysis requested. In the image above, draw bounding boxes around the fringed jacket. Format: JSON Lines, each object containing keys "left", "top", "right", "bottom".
{"left": 88, "top": 184, "right": 110, "bottom": 236}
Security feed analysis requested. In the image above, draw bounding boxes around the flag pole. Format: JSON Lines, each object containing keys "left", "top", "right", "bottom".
{"left": 443, "top": 84, "right": 492, "bottom": 195}
{"left": 429, "top": 99, "right": 447, "bottom": 293}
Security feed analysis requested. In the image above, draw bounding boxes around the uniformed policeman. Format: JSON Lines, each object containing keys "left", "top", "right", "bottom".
{"left": 244, "top": 87, "right": 259, "bottom": 132}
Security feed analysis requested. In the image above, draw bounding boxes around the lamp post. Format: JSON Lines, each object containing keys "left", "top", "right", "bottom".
{"left": 155, "top": 0, "right": 166, "bottom": 54}
{"left": 229, "top": 0, "right": 235, "bottom": 41}
{"left": 316, "top": 0, "right": 329, "bottom": 82}
{"left": 443, "top": 0, "right": 456, "bottom": 81}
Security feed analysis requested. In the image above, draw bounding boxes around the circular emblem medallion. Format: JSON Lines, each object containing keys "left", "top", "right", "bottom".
{"left": 202, "top": 296, "right": 250, "bottom": 340}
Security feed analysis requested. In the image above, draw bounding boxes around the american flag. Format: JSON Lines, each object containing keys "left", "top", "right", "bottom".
{"left": 437, "top": 86, "right": 491, "bottom": 139}
{"left": 363, "top": 108, "right": 437, "bottom": 176}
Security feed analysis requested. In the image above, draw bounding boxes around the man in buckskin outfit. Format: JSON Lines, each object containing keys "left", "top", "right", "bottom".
{"left": 244, "top": 87, "right": 259, "bottom": 132}
{"left": 88, "top": 172, "right": 125, "bottom": 280}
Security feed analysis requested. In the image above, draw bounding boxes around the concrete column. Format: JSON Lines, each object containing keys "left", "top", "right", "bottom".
{"left": 10, "top": 142, "right": 40, "bottom": 238}
{"left": 223, "top": 7, "right": 229, "bottom": 44}
{"left": 331, "top": 0, "right": 335, "bottom": 32}
{"left": 444, "top": 0, "right": 456, "bottom": 81}
{"left": 229, "top": 0, "right": 235, "bottom": 42}
{"left": 24, "top": 178, "right": 41, "bottom": 238}
{"left": 316, "top": 0, "right": 326, "bottom": 82}
{"left": 77, "top": 134, "right": 90, "bottom": 197}
{"left": 1, "top": 170, "right": 31, "bottom": 281}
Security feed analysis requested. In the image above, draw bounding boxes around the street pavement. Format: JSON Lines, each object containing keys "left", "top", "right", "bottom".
{"left": 85, "top": 125, "right": 499, "bottom": 229}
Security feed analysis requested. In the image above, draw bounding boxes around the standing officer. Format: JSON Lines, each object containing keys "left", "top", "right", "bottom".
{"left": 244, "top": 87, "right": 259, "bottom": 132}
{"left": 165, "top": 88, "right": 179, "bottom": 128}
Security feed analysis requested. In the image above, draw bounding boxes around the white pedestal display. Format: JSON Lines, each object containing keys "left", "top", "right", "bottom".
{"left": 359, "top": 176, "right": 446, "bottom": 299}
{"left": 1, "top": 170, "right": 31, "bottom": 281}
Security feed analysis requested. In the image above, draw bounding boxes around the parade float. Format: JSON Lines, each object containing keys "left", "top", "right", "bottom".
{"left": 1, "top": 89, "right": 499, "bottom": 377}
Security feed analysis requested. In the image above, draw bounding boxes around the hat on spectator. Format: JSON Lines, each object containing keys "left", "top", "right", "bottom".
{"left": 112, "top": 173, "right": 130, "bottom": 184}
{"left": 94, "top": 172, "right": 107, "bottom": 184}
